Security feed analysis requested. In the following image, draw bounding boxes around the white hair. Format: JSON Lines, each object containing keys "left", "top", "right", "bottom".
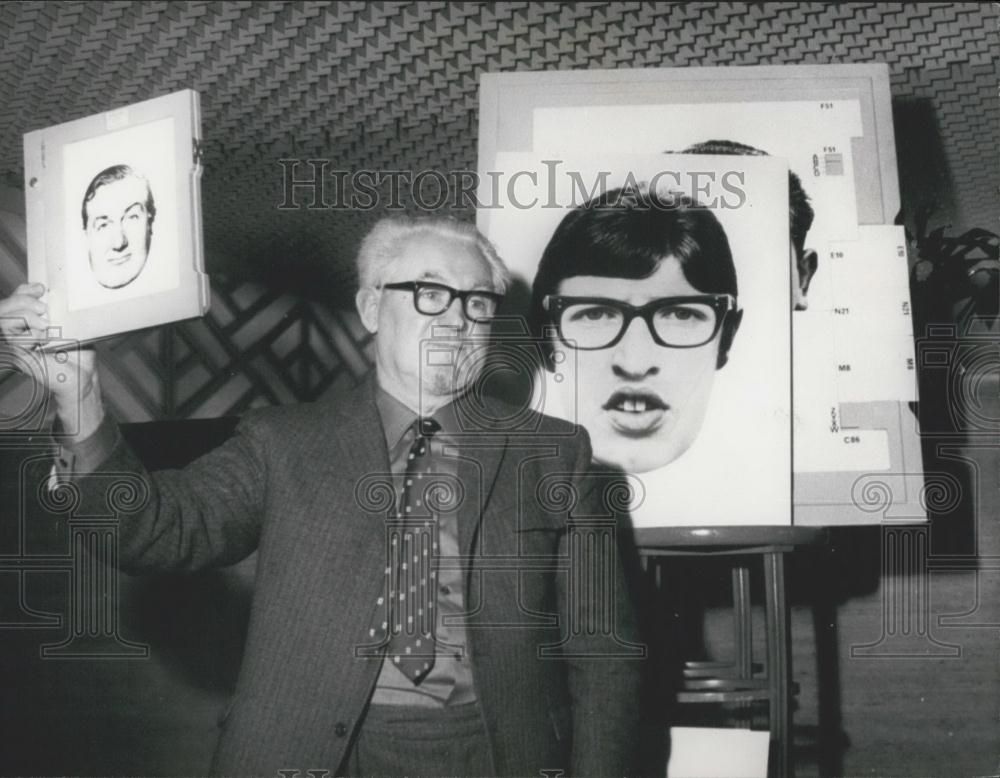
{"left": 356, "top": 216, "right": 510, "bottom": 293}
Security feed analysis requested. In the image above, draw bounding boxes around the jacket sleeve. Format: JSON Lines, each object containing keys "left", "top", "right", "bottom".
{"left": 558, "top": 429, "right": 646, "bottom": 777}
{"left": 67, "top": 412, "right": 267, "bottom": 573}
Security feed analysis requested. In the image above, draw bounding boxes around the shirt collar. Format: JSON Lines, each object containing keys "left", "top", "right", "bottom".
{"left": 375, "top": 386, "right": 417, "bottom": 453}
{"left": 374, "top": 384, "right": 463, "bottom": 452}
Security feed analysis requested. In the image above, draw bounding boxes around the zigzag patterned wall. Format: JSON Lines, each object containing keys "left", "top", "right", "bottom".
{"left": 95, "top": 275, "right": 372, "bottom": 420}
{"left": 0, "top": 202, "right": 372, "bottom": 421}
{"left": 0, "top": 2, "right": 996, "bottom": 420}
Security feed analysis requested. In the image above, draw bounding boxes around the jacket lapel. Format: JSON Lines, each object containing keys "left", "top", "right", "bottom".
{"left": 455, "top": 436, "right": 507, "bottom": 559}
{"left": 316, "top": 375, "right": 390, "bottom": 499}
{"left": 452, "top": 392, "right": 520, "bottom": 558}
{"left": 310, "top": 379, "right": 509, "bottom": 562}
{"left": 303, "top": 378, "right": 394, "bottom": 584}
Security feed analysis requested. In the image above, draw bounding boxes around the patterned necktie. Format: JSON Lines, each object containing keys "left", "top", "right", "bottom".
{"left": 386, "top": 417, "right": 441, "bottom": 683}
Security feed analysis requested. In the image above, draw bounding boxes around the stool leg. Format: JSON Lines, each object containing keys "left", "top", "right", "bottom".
{"left": 813, "top": 585, "right": 844, "bottom": 777}
{"left": 732, "top": 564, "right": 753, "bottom": 727}
{"left": 764, "top": 551, "right": 792, "bottom": 778}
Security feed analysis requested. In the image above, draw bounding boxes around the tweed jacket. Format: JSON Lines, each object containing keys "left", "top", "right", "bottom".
{"left": 82, "top": 378, "right": 644, "bottom": 777}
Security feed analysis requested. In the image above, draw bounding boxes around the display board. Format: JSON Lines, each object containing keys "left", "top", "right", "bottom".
{"left": 477, "top": 64, "right": 924, "bottom": 526}
{"left": 23, "top": 89, "right": 209, "bottom": 345}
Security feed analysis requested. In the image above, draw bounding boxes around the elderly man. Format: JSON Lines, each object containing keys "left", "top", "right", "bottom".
{"left": 0, "top": 216, "right": 643, "bottom": 777}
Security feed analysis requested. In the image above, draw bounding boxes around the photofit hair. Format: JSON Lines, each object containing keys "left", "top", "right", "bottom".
{"left": 80, "top": 164, "right": 156, "bottom": 229}
{"left": 356, "top": 215, "right": 510, "bottom": 294}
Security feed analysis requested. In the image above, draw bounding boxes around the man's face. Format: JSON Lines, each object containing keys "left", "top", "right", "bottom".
{"left": 361, "top": 233, "right": 495, "bottom": 409}
{"left": 84, "top": 175, "right": 153, "bottom": 289}
{"left": 554, "top": 257, "right": 722, "bottom": 473}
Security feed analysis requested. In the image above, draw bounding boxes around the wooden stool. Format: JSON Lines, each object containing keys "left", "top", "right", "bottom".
{"left": 635, "top": 526, "right": 826, "bottom": 778}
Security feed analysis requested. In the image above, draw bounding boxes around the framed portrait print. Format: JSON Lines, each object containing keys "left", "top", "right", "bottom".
{"left": 478, "top": 64, "right": 924, "bottom": 526}
{"left": 23, "top": 89, "right": 209, "bottom": 344}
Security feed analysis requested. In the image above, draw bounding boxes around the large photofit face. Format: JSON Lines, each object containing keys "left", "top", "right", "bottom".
{"left": 553, "top": 257, "right": 723, "bottom": 474}
{"left": 83, "top": 174, "right": 153, "bottom": 289}
{"left": 374, "top": 233, "right": 495, "bottom": 404}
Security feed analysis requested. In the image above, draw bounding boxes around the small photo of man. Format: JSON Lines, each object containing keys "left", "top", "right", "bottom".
{"left": 80, "top": 164, "right": 156, "bottom": 290}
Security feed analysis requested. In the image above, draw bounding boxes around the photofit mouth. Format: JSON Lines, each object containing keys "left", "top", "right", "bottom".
{"left": 603, "top": 390, "right": 669, "bottom": 414}
{"left": 107, "top": 253, "right": 132, "bottom": 265}
{"left": 603, "top": 390, "right": 671, "bottom": 437}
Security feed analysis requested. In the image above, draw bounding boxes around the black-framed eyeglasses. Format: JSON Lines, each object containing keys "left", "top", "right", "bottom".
{"left": 382, "top": 281, "right": 503, "bottom": 322}
{"left": 542, "top": 294, "right": 737, "bottom": 350}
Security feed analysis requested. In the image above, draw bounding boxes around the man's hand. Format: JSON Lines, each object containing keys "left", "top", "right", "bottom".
{"left": 0, "top": 282, "right": 104, "bottom": 440}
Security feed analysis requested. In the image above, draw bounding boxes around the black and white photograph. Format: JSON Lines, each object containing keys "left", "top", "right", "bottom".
{"left": 476, "top": 65, "right": 926, "bottom": 526}
{"left": 0, "top": 4, "right": 996, "bottom": 778}
{"left": 22, "top": 89, "right": 208, "bottom": 344}
{"left": 485, "top": 153, "right": 792, "bottom": 527}
{"left": 63, "top": 121, "right": 179, "bottom": 310}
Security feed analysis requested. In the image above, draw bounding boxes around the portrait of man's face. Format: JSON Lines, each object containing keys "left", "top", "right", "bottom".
{"left": 493, "top": 155, "right": 789, "bottom": 524}
{"left": 82, "top": 169, "right": 154, "bottom": 289}
{"left": 552, "top": 257, "right": 726, "bottom": 474}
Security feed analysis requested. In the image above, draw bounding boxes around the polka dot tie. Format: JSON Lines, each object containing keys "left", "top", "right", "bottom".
{"left": 385, "top": 417, "right": 441, "bottom": 684}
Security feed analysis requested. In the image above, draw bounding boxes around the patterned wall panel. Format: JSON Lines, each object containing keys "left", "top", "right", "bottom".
{"left": 893, "top": 60, "right": 999, "bottom": 232}
{"left": 1, "top": 2, "right": 996, "bottom": 297}
{"left": 95, "top": 276, "right": 372, "bottom": 421}
{"left": 0, "top": 201, "right": 371, "bottom": 422}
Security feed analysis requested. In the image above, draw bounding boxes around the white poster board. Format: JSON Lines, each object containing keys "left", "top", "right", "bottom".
{"left": 478, "top": 65, "right": 924, "bottom": 526}
{"left": 667, "top": 727, "right": 770, "bottom": 778}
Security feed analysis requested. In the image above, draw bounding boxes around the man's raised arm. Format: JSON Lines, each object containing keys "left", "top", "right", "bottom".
{"left": 0, "top": 282, "right": 105, "bottom": 442}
